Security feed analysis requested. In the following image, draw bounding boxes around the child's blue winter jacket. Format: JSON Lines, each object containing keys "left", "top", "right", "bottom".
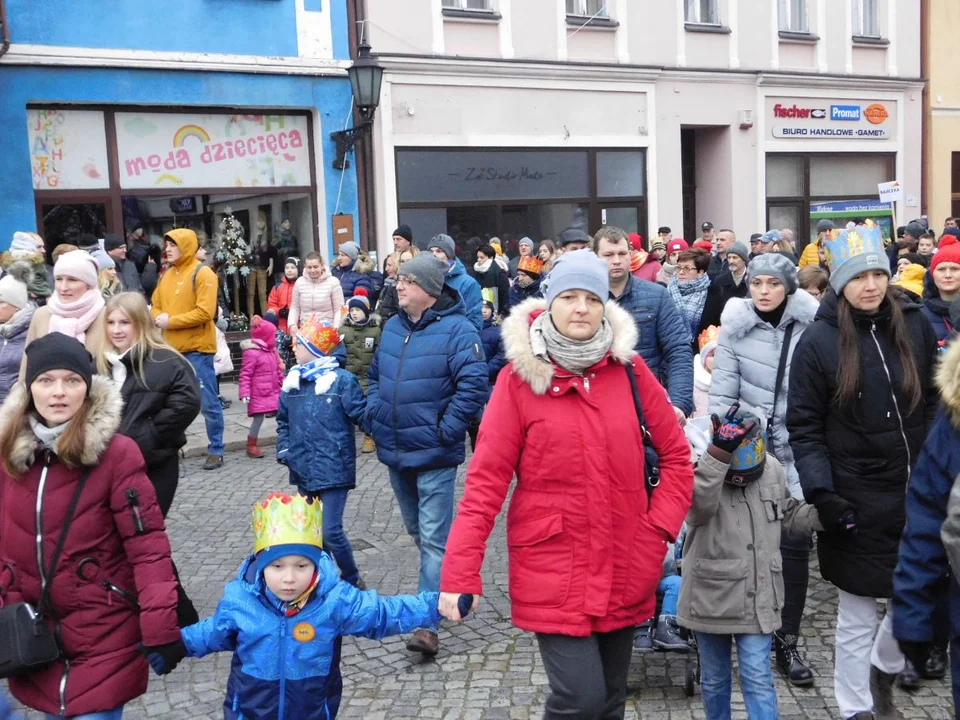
{"left": 277, "top": 368, "right": 366, "bottom": 491}
{"left": 181, "top": 553, "right": 441, "bottom": 720}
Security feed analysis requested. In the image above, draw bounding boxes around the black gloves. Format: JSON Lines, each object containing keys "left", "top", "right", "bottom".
{"left": 143, "top": 638, "right": 187, "bottom": 676}
{"left": 897, "top": 639, "right": 933, "bottom": 671}
{"left": 710, "top": 404, "right": 756, "bottom": 455}
{"left": 811, "top": 491, "right": 857, "bottom": 535}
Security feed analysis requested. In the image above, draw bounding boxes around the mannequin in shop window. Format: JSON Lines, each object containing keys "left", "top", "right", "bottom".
{"left": 249, "top": 212, "right": 276, "bottom": 319}
{"left": 275, "top": 218, "right": 297, "bottom": 272}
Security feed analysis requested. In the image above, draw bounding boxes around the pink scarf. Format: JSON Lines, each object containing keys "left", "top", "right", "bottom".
{"left": 46, "top": 289, "right": 105, "bottom": 344}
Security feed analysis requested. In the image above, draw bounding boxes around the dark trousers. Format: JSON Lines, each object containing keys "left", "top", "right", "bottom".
{"left": 780, "top": 527, "right": 813, "bottom": 636}
{"left": 536, "top": 626, "right": 635, "bottom": 719}
{"left": 148, "top": 456, "right": 180, "bottom": 519}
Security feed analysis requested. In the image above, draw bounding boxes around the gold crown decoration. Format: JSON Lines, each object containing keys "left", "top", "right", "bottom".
{"left": 252, "top": 493, "right": 323, "bottom": 553}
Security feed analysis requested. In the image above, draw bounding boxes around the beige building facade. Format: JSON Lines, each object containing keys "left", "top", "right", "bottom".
{"left": 361, "top": 0, "right": 922, "bottom": 258}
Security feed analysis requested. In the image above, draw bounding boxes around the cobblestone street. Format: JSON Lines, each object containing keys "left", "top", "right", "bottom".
{"left": 13, "top": 443, "right": 955, "bottom": 719}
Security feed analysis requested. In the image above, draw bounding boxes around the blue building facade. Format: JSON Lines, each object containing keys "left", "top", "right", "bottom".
{"left": 0, "top": 0, "right": 358, "bottom": 263}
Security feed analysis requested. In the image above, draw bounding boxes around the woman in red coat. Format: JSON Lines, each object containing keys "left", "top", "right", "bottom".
{"left": 0, "top": 333, "right": 181, "bottom": 719}
{"left": 439, "top": 250, "right": 693, "bottom": 717}
{"left": 266, "top": 256, "right": 299, "bottom": 334}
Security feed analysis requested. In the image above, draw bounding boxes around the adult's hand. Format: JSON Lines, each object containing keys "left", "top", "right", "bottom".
{"left": 438, "top": 592, "right": 477, "bottom": 622}
{"left": 155, "top": 313, "right": 170, "bottom": 329}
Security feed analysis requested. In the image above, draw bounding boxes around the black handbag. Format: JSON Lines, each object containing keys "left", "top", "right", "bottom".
{"left": 0, "top": 467, "right": 91, "bottom": 679}
{"left": 625, "top": 363, "right": 660, "bottom": 499}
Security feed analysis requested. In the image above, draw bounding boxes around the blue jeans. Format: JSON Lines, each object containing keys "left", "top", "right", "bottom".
{"left": 46, "top": 708, "right": 123, "bottom": 720}
{"left": 185, "top": 352, "right": 224, "bottom": 456}
{"left": 302, "top": 486, "right": 360, "bottom": 586}
{"left": 694, "top": 632, "right": 778, "bottom": 720}
{"left": 388, "top": 466, "right": 457, "bottom": 631}
{"left": 658, "top": 575, "right": 681, "bottom": 616}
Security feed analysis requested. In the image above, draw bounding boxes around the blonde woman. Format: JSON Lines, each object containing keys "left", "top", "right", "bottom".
{"left": 99, "top": 265, "right": 122, "bottom": 300}
{"left": 97, "top": 292, "right": 201, "bottom": 518}
{"left": 376, "top": 248, "right": 418, "bottom": 321}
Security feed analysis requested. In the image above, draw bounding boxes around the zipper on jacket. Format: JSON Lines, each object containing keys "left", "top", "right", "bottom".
{"left": 742, "top": 487, "right": 760, "bottom": 609}
{"left": 392, "top": 331, "right": 413, "bottom": 452}
{"left": 101, "top": 579, "right": 140, "bottom": 609}
{"left": 35, "top": 459, "right": 50, "bottom": 586}
{"left": 869, "top": 322, "right": 911, "bottom": 475}
{"left": 278, "top": 617, "right": 288, "bottom": 719}
{"left": 58, "top": 656, "right": 70, "bottom": 715}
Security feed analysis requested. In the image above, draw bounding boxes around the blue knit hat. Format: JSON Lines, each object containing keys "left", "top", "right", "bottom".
{"left": 544, "top": 250, "right": 609, "bottom": 307}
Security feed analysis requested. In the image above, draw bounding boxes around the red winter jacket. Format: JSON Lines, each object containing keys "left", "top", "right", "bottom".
{"left": 441, "top": 299, "right": 693, "bottom": 636}
{"left": 0, "top": 377, "right": 179, "bottom": 717}
{"left": 267, "top": 276, "right": 297, "bottom": 334}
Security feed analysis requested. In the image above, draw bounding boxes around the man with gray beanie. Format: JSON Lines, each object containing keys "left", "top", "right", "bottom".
{"left": 698, "top": 241, "right": 752, "bottom": 334}
{"left": 509, "top": 237, "right": 535, "bottom": 279}
{"left": 427, "top": 233, "right": 483, "bottom": 331}
{"left": 364, "top": 253, "right": 487, "bottom": 657}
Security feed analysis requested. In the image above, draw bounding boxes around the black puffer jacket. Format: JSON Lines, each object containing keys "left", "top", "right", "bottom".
{"left": 786, "top": 289, "right": 939, "bottom": 598}
{"left": 116, "top": 348, "right": 201, "bottom": 469}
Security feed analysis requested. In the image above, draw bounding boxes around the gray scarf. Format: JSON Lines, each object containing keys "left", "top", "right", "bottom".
{"left": 530, "top": 312, "right": 614, "bottom": 375}
{"left": 29, "top": 415, "right": 70, "bottom": 451}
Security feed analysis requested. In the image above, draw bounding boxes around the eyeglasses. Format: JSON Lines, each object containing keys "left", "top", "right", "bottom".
{"left": 676, "top": 265, "right": 699, "bottom": 274}
{"left": 396, "top": 277, "right": 416, "bottom": 288}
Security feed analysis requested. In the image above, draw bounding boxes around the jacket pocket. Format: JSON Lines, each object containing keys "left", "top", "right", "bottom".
{"left": 624, "top": 518, "right": 668, "bottom": 609}
{"left": 689, "top": 558, "right": 747, "bottom": 620}
{"left": 759, "top": 484, "right": 783, "bottom": 523}
{"left": 771, "top": 555, "right": 784, "bottom": 612}
{"left": 507, "top": 513, "right": 571, "bottom": 609}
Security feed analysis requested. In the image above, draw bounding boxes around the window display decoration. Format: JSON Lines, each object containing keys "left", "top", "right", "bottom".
{"left": 215, "top": 208, "right": 251, "bottom": 278}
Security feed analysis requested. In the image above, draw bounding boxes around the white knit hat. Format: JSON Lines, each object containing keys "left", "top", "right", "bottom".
{"left": 0, "top": 262, "right": 33, "bottom": 309}
{"left": 54, "top": 250, "right": 99, "bottom": 289}
{"left": 9, "top": 232, "right": 41, "bottom": 259}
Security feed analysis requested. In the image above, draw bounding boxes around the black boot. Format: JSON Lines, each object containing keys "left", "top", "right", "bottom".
{"left": 774, "top": 632, "right": 814, "bottom": 687}
{"left": 922, "top": 646, "right": 947, "bottom": 680}
{"left": 897, "top": 660, "right": 920, "bottom": 691}
{"left": 871, "top": 665, "right": 905, "bottom": 720}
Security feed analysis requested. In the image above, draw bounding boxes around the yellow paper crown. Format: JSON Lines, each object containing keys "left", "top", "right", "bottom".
{"left": 252, "top": 493, "right": 323, "bottom": 553}
{"left": 698, "top": 325, "right": 720, "bottom": 351}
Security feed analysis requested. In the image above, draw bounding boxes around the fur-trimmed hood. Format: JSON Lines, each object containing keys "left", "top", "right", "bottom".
{"left": 937, "top": 337, "right": 960, "bottom": 429}
{"left": 0, "top": 374, "right": 123, "bottom": 474}
{"left": 501, "top": 297, "right": 638, "bottom": 396}
{"left": 718, "top": 289, "right": 820, "bottom": 341}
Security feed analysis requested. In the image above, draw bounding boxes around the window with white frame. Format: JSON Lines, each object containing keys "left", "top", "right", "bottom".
{"left": 566, "top": 0, "right": 608, "bottom": 18}
{"left": 778, "top": 0, "right": 809, "bottom": 33}
{"left": 685, "top": 0, "right": 719, "bottom": 25}
{"left": 442, "top": 0, "right": 492, "bottom": 11}
{"left": 852, "top": 0, "right": 880, "bottom": 37}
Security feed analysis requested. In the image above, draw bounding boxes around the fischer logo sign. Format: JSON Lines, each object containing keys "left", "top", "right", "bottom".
{"left": 773, "top": 104, "right": 826, "bottom": 119}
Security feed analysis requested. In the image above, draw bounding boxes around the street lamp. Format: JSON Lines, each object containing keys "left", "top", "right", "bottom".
{"left": 331, "top": 40, "right": 383, "bottom": 170}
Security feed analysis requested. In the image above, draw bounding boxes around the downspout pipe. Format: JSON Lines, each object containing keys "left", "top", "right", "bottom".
{"left": 0, "top": 0, "right": 10, "bottom": 60}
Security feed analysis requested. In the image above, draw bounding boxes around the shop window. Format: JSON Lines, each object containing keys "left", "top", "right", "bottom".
{"left": 852, "top": 0, "right": 879, "bottom": 37}
{"left": 766, "top": 156, "right": 804, "bottom": 198}
{"left": 442, "top": 0, "right": 492, "bottom": 11}
{"left": 685, "top": 0, "right": 719, "bottom": 25}
{"left": 40, "top": 202, "right": 109, "bottom": 251}
{"left": 596, "top": 151, "right": 645, "bottom": 198}
{"left": 566, "top": 0, "right": 607, "bottom": 19}
{"left": 809, "top": 155, "right": 891, "bottom": 197}
{"left": 778, "top": 0, "right": 809, "bottom": 33}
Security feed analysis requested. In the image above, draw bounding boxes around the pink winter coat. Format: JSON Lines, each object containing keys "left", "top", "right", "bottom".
{"left": 288, "top": 267, "right": 344, "bottom": 329}
{"left": 238, "top": 316, "right": 284, "bottom": 416}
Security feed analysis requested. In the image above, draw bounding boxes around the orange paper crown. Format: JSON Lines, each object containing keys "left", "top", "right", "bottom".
{"left": 517, "top": 255, "right": 544, "bottom": 276}
{"left": 295, "top": 318, "right": 341, "bottom": 357}
{"left": 698, "top": 325, "right": 720, "bottom": 351}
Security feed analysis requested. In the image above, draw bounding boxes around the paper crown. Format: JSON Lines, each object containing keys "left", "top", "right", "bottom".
{"left": 698, "top": 325, "right": 720, "bottom": 352}
{"left": 517, "top": 255, "right": 544, "bottom": 276}
{"left": 822, "top": 220, "right": 885, "bottom": 269}
{"left": 296, "top": 318, "right": 341, "bottom": 357}
{"left": 253, "top": 493, "right": 323, "bottom": 553}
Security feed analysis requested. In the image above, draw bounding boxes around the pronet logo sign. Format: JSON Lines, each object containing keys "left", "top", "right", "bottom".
{"left": 773, "top": 104, "right": 826, "bottom": 119}
{"left": 831, "top": 105, "right": 862, "bottom": 121}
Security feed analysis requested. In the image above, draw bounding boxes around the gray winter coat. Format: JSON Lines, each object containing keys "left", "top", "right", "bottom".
{"left": 708, "top": 290, "right": 819, "bottom": 499}
{"left": 0, "top": 303, "right": 36, "bottom": 404}
{"left": 677, "top": 450, "right": 821, "bottom": 635}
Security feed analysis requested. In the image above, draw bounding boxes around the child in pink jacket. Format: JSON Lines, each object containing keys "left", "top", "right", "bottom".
{"left": 239, "top": 316, "right": 284, "bottom": 458}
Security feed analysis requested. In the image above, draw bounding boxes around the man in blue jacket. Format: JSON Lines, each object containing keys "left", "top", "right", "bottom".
{"left": 365, "top": 254, "right": 488, "bottom": 656}
{"left": 593, "top": 227, "right": 694, "bottom": 419}
{"left": 427, "top": 233, "right": 483, "bottom": 331}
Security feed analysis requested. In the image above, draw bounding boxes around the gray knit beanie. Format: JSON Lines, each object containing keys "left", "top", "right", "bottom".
{"left": 427, "top": 233, "right": 456, "bottom": 261}
{"left": 338, "top": 241, "right": 360, "bottom": 262}
{"left": 746, "top": 252, "right": 798, "bottom": 295}
{"left": 726, "top": 242, "right": 750, "bottom": 265}
{"left": 544, "top": 250, "right": 609, "bottom": 307}
{"left": 397, "top": 254, "right": 447, "bottom": 298}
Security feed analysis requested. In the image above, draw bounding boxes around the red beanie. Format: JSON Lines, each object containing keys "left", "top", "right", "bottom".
{"left": 694, "top": 240, "right": 714, "bottom": 252}
{"left": 930, "top": 244, "right": 960, "bottom": 273}
{"left": 628, "top": 233, "right": 644, "bottom": 252}
{"left": 939, "top": 234, "right": 958, "bottom": 248}
{"left": 667, "top": 239, "right": 689, "bottom": 253}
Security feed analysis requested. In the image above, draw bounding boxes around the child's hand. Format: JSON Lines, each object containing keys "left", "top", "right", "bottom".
{"left": 438, "top": 592, "right": 477, "bottom": 622}
{"left": 140, "top": 639, "right": 187, "bottom": 675}
{"left": 710, "top": 403, "right": 756, "bottom": 454}
{"left": 241, "top": 397, "right": 250, "bottom": 404}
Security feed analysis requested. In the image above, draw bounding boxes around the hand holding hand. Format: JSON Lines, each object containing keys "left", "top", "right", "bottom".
{"left": 438, "top": 592, "right": 477, "bottom": 622}
{"left": 141, "top": 638, "right": 187, "bottom": 675}
{"left": 710, "top": 404, "right": 756, "bottom": 454}
{"left": 155, "top": 313, "right": 170, "bottom": 329}
{"left": 812, "top": 491, "right": 857, "bottom": 535}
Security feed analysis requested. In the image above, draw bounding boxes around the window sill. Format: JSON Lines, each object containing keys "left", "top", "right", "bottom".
{"left": 684, "top": 22, "right": 732, "bottom": 35}
{"left": 566, "top": 15, "right": 619, "bottom": 29}
{"left": 852, "top": 35, "right": 890, "bottom": 46}
{"left": 441, "top": 8, "right": 501, "bottom": 22}
{"left": 778, "top": 30, "right": 819, "bottom": 44}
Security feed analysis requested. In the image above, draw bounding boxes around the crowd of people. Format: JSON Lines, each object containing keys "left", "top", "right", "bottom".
{"left": 0, "top": 216, "right": 958, "bottom": 720}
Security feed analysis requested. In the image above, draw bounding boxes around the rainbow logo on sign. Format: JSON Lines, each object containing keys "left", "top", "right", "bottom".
{"left": 173, "top": 124, "right": 211, "bottom": 147}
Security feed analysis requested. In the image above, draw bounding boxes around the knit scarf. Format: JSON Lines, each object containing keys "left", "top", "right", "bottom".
{"left": 668, "top": 273, "right": 710, "bottom": 335}
{"left": 282, "top": 356, "right": 339, "bottom": 395}
{"left": 29, "top": 415, "right": 70, "bottom": 451}
{"left": 530, "top": 311, "right": 613, "bottom": 376}
{"left": 474, "top": 258, "right": 493, "bottom": 274}
{"left": 46, "top": 288, "right": 104, "bottom": 344}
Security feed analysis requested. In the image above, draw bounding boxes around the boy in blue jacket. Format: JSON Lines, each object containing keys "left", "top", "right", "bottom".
{"left": 145, "top": 492, "right": 442, "bottom": 720}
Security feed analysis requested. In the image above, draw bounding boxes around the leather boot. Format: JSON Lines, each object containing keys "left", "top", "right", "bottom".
{"left": 246, "top": 436, "right": 265, "bottom": 459}
{"left": 774, "top": 632, "right": 814, "bottom": 687}
{"left": 870, "top": 665, "right": 905, "bottom": 720}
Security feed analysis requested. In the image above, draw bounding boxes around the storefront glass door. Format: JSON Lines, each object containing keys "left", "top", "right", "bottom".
{"left": 37, "top": 199, "right": 111, "bottom": 256}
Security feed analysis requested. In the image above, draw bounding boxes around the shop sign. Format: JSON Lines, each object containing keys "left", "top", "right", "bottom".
{"left": 27, "top": 109, "right": 110, "bottom": 191}
{"left": 771, "top": 126, "right": 890, "bottom": 139}
{"left": 877, "top": 180, "right": 903, "bottom": 204}
{"left": 115, "top": 112, "right": 312, "bottom": 190}
{"left": 767, "top": 97, "right": 896, "bottom": 141}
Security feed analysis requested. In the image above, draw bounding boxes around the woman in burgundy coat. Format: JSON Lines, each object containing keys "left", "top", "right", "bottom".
{"left": 439, "top": 251, "right": 693, "bottom": 718}
{"left": 0, "top": 333, "right": 181, "bottom": 719}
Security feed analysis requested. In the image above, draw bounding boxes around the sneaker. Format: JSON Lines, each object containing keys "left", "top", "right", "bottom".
{"left": 633, "top": 620, "right": 655, "bottom": 654}
{"left": 653, "top": 615, "right": 689, "bottom": 651}
{"left": 405, "top": 629, "right": 439, "bottom": 656}
{"left": 203, "top": 454, "right": 224, "bottom": 470}
{"left": 922, "top": 646, "right": 947, "bottom": 680}
{"left": 219, "top": 396, "right": 232, "bottom": 409}
{"left": 774, "top": 632, "right": 815, "bottom": 687}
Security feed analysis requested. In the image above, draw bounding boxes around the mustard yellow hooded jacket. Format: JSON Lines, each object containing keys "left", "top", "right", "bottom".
{"left": 151, "top": 229, "right": 218, "bottom": 354}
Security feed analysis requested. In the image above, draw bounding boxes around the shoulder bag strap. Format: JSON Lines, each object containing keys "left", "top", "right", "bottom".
{"left": 624, "top": 362, "right": 660, "bottom": 495}
{"left": 768, "top": 322, "right": 796, "bottom": 455}
{"left": 36, "top": 467, "right": 93, "bottom": 617}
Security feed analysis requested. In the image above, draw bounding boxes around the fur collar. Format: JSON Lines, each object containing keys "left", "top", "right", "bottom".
{"left": 718, "top": 289, "right": 820, "bottom": 341}
{"left": 0, "top": 375, "right": 123, "bottom": 474}
{"left": 937, "top": 338, "right": 960, "bottom": 430}
{"left": 501, "top": 298, "right": 638, "bottom": 395}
